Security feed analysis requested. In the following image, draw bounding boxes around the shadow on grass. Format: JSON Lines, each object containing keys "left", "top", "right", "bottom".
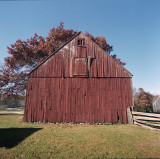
{"left": 0, "top": 128, "right": 42, "bottom": 149}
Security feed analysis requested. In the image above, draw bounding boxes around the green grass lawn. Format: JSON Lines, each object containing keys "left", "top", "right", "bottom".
{"left": 0, "top": 113, "right": 160, "bottom": 159}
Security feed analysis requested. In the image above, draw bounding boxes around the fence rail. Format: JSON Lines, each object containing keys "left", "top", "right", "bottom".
{"left": 132, "top": 111, "right": 160, "bottom": 118}
{"left": 131, "top": 111, "right": 160, "bottom": 131}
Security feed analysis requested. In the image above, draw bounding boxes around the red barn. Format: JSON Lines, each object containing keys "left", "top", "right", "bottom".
{"left": 24, "top": 32, "right": 133, "bottom": 123}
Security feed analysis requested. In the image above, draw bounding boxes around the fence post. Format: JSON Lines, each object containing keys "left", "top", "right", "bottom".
{"left": 127, "top": 107, "right": 133, "bottom": 124}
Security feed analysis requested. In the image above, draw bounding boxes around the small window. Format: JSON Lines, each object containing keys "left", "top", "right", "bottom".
{"left": 77, "top": 39, "right": 84, "bottom": 46}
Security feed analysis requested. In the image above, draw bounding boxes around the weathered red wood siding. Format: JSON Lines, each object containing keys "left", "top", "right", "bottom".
{"left": 29, "top": 33, "right": 132, "bottom": 78}
{"left": 24, "top": 32, "right": 133, "bottom": 123}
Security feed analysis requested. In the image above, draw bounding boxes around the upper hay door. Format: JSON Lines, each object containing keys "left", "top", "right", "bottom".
{"left": 74, "top": 58, "right": 88, "bottom": 77}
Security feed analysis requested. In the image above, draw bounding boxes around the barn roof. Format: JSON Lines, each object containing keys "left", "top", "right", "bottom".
{"left": 29, "top": 31, "right": 132, "bottom": 77}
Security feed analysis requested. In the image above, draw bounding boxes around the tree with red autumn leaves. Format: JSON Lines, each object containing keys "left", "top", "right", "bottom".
{"left": 0, "top": 22, "right": 126, "bottom": 100}
{"left": 134, "top": 88, "right": 153, "bottom": 112}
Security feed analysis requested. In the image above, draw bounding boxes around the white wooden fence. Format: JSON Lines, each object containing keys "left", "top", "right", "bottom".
{"left": 131, "top": 111, "right": 160, "bottom": 131}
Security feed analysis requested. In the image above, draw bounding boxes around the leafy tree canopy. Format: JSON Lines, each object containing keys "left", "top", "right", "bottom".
{"left": 0, "top": 22, "right": 125, "bottom": 100}
{"left": 133, "top": 88, "right": 154, "bottom": 112}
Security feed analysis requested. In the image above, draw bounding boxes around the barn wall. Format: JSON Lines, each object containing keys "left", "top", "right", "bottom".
{"left": 24, "top": 77, "right": 132, "bottom": 123}
{"left": 24, "top": 32, "right": 133, "bottom": 123}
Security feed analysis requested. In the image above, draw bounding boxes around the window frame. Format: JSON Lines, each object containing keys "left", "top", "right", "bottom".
{"left": 77, "top": 38, "right": 85, "bottom": 47}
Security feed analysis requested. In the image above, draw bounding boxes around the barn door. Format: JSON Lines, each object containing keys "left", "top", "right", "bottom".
{"left": 73, "top": 57, "right": 94, "bottom": 77}
{"left": 74, "top": 58, "right": 88, "bottom": 76}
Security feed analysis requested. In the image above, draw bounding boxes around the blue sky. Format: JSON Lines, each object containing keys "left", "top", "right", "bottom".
{"left": 0, "top": 0, "right": 160, "bottom": 94}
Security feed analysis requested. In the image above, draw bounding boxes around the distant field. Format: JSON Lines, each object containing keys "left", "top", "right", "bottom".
{"left": 0, "top": 113, "right": 160, "bottom": 159}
